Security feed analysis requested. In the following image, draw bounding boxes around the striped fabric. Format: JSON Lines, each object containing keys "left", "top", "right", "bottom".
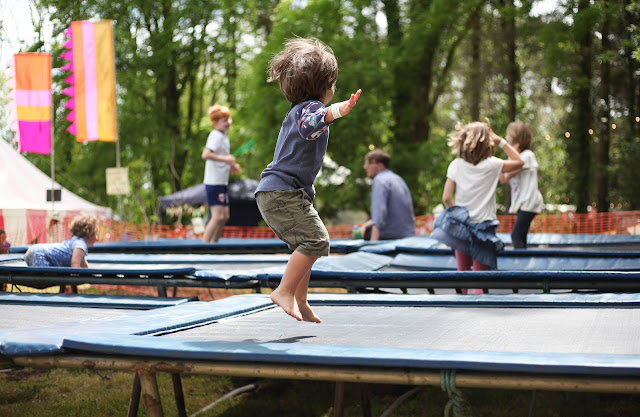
{"left": 12, "top": 53, "right": 52, "bottom": 154}
{"left": 61, "top": 20, "right": 117, "bottom": 142}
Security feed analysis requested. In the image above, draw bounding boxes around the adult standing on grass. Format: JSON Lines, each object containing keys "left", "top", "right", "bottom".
{"left": 360, "top": 149, "right": 416, "bottom": 241}
{"left": 202, "top": 104, "right": 241, "bottom": 243}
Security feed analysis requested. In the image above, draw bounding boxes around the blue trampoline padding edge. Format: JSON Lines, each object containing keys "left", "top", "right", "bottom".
{"left": 0, "top": 293, "right": 197, "bottom": 308}
{"left": 390, "top": 253, "right": 640, "bottom": 271}
{"left": 298, "top": 270, "right": 640, "bottom": 280}
{"left": 0, "top": 265, "right": 196, "bottom": 276}
{"left": 0, "top": 296, "right": 274, "bottom": 357}
{"left": 59, "top": 332, "right": 640, "bottom": 376}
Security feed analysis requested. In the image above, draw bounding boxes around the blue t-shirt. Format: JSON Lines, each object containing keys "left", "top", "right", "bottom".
{"left": 255, "top": 100, "right": 331, "bottom": 201}
{"left": 25, "top": 236, "right": 89, "bottom": 267}
{"left": 370, "top": 169, "right": 416, "bottom": 239}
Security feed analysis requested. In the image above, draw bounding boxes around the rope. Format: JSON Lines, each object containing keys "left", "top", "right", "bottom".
{"left": 440, "top": 369, "right": 475, "bottom": 417}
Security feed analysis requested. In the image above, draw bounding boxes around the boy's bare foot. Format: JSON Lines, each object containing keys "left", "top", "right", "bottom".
{"left": 298, "top": 301, "right": 321, "bottom": 323}
{"left": 270, "top": 288, "right": 302, "bottom": 321}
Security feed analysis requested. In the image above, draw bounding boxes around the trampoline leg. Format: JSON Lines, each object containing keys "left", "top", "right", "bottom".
{"left": 127, "top": 373, "right": 141, "bottom": 417}
{"left": 360, "top": 384, "right": 372, "bottom": 417}
{"left": 171, "top": 373, "right": 187, "bottom": 417}
{"left": 139, "top": 369, "right": 164, "bottom": 417}
{"left": 157, "top": 285, "right": 168, "bottom": 297}
{"left": 333, "top": 381, "right": 345, "bottom": 417}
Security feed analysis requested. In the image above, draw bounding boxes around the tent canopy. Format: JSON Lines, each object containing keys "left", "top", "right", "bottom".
{"left": 157, "top": 179, "right": 261, "bottom": 226}
{"left": 0, "top": 139, "right": 112, "bottom": 214}
{"left": 158, "top": 179, "right": 259, "bottom": 212}
{"left": 0, "top": 139, "right": 112, "bottom": 245}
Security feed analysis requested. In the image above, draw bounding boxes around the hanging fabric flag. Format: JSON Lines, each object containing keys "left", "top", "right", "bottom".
{"left": 61, "top": 20, "right": 117, "bottom": 142}
{"left": 11, "top": 53, "right": 52, "bottom": 154}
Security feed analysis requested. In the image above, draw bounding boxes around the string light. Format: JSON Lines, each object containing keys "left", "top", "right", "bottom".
{"left": 368, "top": 144, "right": 375, "bottom": 150}
{"left": 455, "top": 122, "right": 461, "bottom": 130}
{"left": 588, "top": 129, "right": 594, "bottom": 135}
{"left": 545, "top": 135, "right": 550, "bottom": 141}
{"left": 565, "top": 132, "right": 571, "bottom": 138}
{"left": 612, "top": 123, "right": 617, "bottom": 129}
{"left": 636, "top": 117, "right": 639, "bottom": 122}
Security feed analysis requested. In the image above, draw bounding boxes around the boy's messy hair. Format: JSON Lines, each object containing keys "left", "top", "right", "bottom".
{"left": 268, "top": 37, "right": 338, "bottom": 104}
{"left": 208, "top": 104, "right": 231, "bottom": 122}
{"left": 506, "top": 121, "right": 533, "bottom": 151}
{"left": 448, "top": 122, "right": 498, "bottom": 165}
{"left": 70, "top": 215, "right": 99, "bottom": 240}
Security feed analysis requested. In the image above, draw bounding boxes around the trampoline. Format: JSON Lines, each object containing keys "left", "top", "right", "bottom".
{"left": 4, "top": 293, "right": 640, "bottom": 416}
{"left": 358, "top": 234, "right": 640, "bottom": 255}
{"left": 9, "top": 238, "right": 364, "bottom": 255}
{"left": 391, "top": 251, "right": 640, "bottom": 271}
{"left": 3, "top": 251, "right": 640, "bottom": 296}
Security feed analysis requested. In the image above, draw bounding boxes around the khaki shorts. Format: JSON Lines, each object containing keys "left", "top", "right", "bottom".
{"left": 256, "top": 190, "right": 330, "bottom": 257}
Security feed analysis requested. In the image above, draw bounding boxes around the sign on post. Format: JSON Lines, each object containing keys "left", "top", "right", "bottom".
{"left": 106, "top": 167, "right": 130, "bottom": 195}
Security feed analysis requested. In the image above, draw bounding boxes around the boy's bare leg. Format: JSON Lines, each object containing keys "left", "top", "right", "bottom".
{"left": 271, "top": 251, "right": 318, "bottom": 321}
{"left": 212, "top": 206, "right": 230, "bottom": 242}
{"left": 295, "top": 268, "right": 321, "bottom": 323}
{"left": 202, "top": 206, "right": 229, "bottom": 243}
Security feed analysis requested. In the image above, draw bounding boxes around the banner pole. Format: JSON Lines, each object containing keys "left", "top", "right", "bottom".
{"left": 50, "top": 53, "right": 55, "bottom": 214}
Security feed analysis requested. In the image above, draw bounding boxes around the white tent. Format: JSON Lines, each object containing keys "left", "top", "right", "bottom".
{"left": 0, "top": 139, "right": 112, "bottom": 245}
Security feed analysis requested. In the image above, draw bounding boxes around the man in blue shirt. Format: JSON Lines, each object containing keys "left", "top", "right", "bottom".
{"left": 361, "top": 150, "right": 416, "bottom": 241}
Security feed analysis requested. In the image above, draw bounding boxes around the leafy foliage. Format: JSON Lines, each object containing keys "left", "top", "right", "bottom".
{"left": 3, "top": 0, "right": 639, "bottom": 224}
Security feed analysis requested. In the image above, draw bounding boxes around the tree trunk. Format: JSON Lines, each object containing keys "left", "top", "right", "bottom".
{"left": 597, "top": 4, "right": 611, "bottom": 212}
{"left": 501, "top": 0, "right": 518, "bottom": 122}
{"left": 569, "top": 0, "right": 593, "bottom": 213}
{"left": 469, "top": 14, "right": 482, "bottom": 121}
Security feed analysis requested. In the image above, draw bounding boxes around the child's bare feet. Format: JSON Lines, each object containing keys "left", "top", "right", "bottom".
{"left": 298, "top": 301, "right": 321, "bottom": 323}
{"left": 270, "top": 288, "right": 302, "bottom": 321}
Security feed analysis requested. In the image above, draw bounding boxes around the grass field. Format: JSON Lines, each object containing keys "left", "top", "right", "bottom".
{"left": 1, "top": 366, "right": 640, "bottom": 416}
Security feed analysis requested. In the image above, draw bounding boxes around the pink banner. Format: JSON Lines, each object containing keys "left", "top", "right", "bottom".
{"left": 17, "top": 121, "right": 52, "bottom": 154}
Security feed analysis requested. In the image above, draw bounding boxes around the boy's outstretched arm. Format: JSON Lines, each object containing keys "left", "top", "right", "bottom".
{"left": 324, "top": 89, "right": 362, "bottom": 124}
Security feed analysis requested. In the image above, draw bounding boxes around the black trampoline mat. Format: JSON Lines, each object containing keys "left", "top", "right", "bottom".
{"left": 162, "top": 305, "right": 640, "bottom": 355}
{"left": 0, "top": 305, "right": 131, "bottom": 330}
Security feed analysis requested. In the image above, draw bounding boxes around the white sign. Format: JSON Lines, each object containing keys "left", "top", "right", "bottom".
{"left": 106, "top": 167, "right": 130, "bottom": 195}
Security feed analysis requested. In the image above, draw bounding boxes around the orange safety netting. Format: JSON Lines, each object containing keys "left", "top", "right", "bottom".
{"left": 2, "top": 211, "right": 638, "bottom": 246}
{"left": 98, "top": 210, "right": 640, "bottom": 241}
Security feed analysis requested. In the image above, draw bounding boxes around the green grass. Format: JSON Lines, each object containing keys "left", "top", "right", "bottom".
{"left": 1, "top": 367, "right": 640, "bottom": 416}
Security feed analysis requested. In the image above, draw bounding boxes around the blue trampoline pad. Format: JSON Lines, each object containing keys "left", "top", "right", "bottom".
{"left": 7, "top": 293, "right": 640, "bottom": 378}
{"left": 10, "top": 238, "right": 362, "bottom": 255}
{"left": 0, "top": 292, "right": 196, "bottom": 309}
{"left": 0, "top": 254, "right": 23, "bottom": 263}
{"left": 391, "top": 252, "right": 640, "bottom": 271}
{"left": 0, "top": 294, "right": 197, "bottom": 355}
{"left": 511, "top": 233, "right": 640, "bottom": 247}
{"left": 86, "top": 253, "right": 291, "bottom": 264}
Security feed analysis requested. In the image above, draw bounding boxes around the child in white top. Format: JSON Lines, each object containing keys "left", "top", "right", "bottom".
{"left": 499, "top": 121, "right": 544, "bottom": 249}
{"left": 201, "top": 104, "right": 241, "bottom": 243}
{"left": 433, "top": 122, "right": 523, "bottom": 279}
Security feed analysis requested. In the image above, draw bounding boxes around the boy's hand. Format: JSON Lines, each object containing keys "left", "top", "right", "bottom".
{"left": 338, "top": 89, "right": 362, "bottom": 116}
